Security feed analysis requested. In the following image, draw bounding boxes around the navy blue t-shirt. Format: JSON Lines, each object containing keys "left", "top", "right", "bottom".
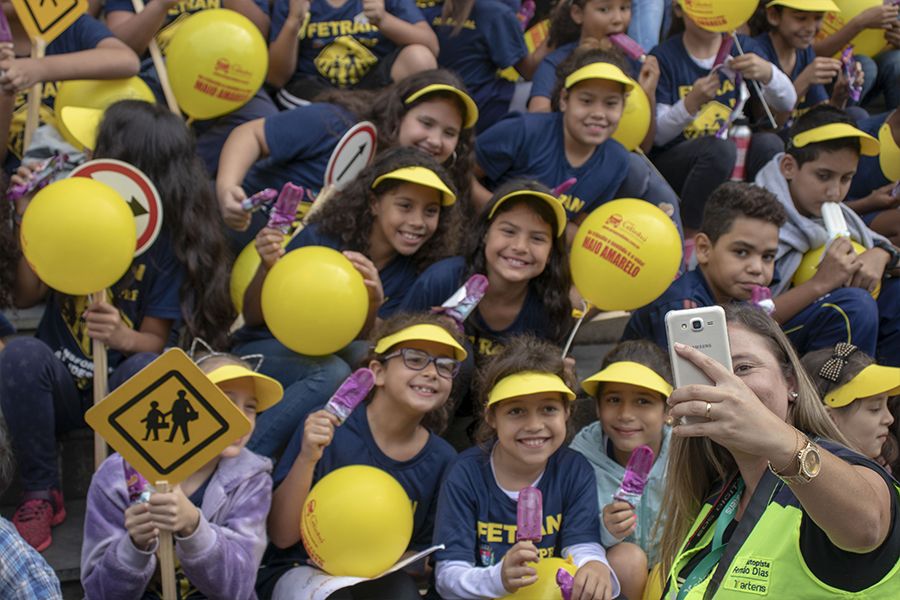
{"left": 270, "top": 0, "right": 425, "bottom": 87}
{"left": 242, "top": 103, "right": 357, "bottom": 195}
{"left": 752, "top": 33, "right": 827, "bottom": 119}
{"left": 35, "top": 233, "right": 183, "bottom": 391}
{"left": 849, "top": 113, "right": 892, "bottom": 202}
{"left": 420, "top": 0, "right": 526, "bottom": 130}
{"left": 400, "top": 256, "right": 562, "bottom": 360}
{"left": 433, "top": 445, "right": 602, "bottom": 565}
{"left": 651, "top": 33, "right": 747, "bottom": 152}
{"left": 529, "top": 42, "right": 641, "bottom": 102}
{"left": 266, "top": 404, "right": 457, "bottom": 571}
{"left": 476, "top": 112, "right": 630, "bottom": 221}
{"left": 0, "top": 313, "right": 14, "bottom": 338}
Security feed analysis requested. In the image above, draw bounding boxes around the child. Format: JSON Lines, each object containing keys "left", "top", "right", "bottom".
{"left": 81, "top": 352, "right": 283, "bottom": 599}
{"left": 802, "top": 343, "right": 897, "bottom": 465}
{"left": 257, "top": 315, "right": 464, "bottom": 600}
{"left": 216, "top": 69, "right": 477, "bottom": 237}
{"left": 623, "top": 181, "right": 787, "bottom": 348}
{"left": 571, "top": 340, "right": 672, "bottom": 600}
{"left": 266, "top": 0, "right": 438, "bottom": 108}
{"left": 754, "top": 106, "right": 900, "bottom": 366}
{"left": 234, "top": 147, "right": 458, "bottom": 457}
{"left": 651, "top": 0, "right": 794, "bottom": 233}
{"left": 432, "top": 335, "right": 618, "bottom": 600}
{"left": 474, "top": 50, "right": 632, "bottom": 240}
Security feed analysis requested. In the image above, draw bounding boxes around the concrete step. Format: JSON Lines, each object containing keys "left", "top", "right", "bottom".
{"left": 0, "top": 498, "right": 84, "bottom": 585}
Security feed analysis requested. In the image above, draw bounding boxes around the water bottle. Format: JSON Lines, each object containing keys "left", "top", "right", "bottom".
{"left": 729, "top": 120, "right": 752, "bottom": 182}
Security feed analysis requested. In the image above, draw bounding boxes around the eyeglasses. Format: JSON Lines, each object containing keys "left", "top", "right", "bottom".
{"left": 381, "top": 348, "right": 461, "bottom": 379}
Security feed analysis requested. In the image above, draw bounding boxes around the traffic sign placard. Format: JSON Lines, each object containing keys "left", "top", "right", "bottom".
{"left": 70, "top": 159, "right": 163, "bottom": 257}
{"left": 325, "top": 121, "right": 376, "bottom": 190}
{"left": 85, "top": 349, "right": 252, "bottom": 485}
{"left": 10, "top": 0, "right": 87, "bottom": 43}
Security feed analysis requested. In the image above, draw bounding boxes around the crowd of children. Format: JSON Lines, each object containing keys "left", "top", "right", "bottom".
{"left": 0, "top": 0, "right": 899, "bottom": 598}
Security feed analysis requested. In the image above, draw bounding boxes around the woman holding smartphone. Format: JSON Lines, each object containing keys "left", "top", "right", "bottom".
{"left": 658, "top": 304, "right": 900, "bottom": 599}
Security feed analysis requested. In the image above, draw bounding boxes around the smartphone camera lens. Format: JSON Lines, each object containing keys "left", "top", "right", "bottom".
{"left": 691, "top": 318, "right": 704, "bottom": 331}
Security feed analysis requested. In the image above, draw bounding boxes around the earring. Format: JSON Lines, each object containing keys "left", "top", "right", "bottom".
{"left": 790, "top": 391, "right": 799, "bottom": 401}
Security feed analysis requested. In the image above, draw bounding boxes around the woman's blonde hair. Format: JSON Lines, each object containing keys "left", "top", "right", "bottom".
{"left": 657, "top": 304, "right": 850, "bottom": 579}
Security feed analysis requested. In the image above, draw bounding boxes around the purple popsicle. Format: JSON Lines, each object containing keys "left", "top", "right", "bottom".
{"left": 609, "top": 33, "right": 646, "bottom": 63}
{"left": 324, "top": 368, "right": 376, "bottom": 424}
{"left": 268, "top": 182, "right": 305, "bottom": 233}
{"left": 123, "top": 461, "right": 151, "bottom": 505}
{"left": 557, "top": 568, "right": 574, "bottom": 600}
{"left": 613, "top": 445, "right": 655, "bottom": 507}
{"left": 516, "top": 486, "right": 543, "bottom": 542}
{"left": 241, "top": 188, "right": 278, "bottom": 212}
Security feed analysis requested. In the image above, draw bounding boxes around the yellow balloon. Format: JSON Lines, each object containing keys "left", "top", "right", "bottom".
{"left": 261, "top": 246, "right": 368, "bottom": 355}
{"left": 792, "top": 241, "right": 880, "bottom": 298}
{"left": 642, "top": 563, "right": 664, "bottom": 600}
{"left": 679, "top": 0, "right": 758, "bottom": 32}
{"left": 301, "top": 465, "right": 413, "bottom": 577}
{"left": 229, "top": 239, "right": 291, "bottom": 313}
{"left": 166, "top": 9, "right": 268, "bottom": 120}
{"left": 498, "top": 557, "right": 577, "bottom": 599}
{"left": 613, "top": 81, "right": 651, "bottom": 152}
{"left": 817, "top": 0, "right": 889, "bottom": 58}
{"left": 55, "top": 78, "right": 156, "bottom": 149}
{"left": 20, "top": 178, "right": 136, "bottom": 295}
{"left": 570, "top": 199, "right": 683, "bottom": 311}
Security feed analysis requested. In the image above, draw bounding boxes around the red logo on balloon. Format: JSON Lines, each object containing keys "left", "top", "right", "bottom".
{"left": 307, "top": 500, "right": 316, "bottom": 514}
{"left": 605, "top": 214, "right": 623, "bottom": 227}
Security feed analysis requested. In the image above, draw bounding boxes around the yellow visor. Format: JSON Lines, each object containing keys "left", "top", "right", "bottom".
{"left": 372, "top": 166, "right": 456, "bottom": 206}
{"left": 765, "top": 0, "right": 840, "bottom": 12}
{"left": 373, "top": 323, "right": 467, "bottom": 361}
{"left": 486, "top": 189, "right": 568, "bottom": 237}
{"left": 59, "top": 106, "right": 103, "bottom": 151}
{"left": 581, "top": 361, "right": 673, "bottom": 398}
{"left": 824, "top": 364, "right": 900, "bottom": 408}
{"left": 879, "top": 122, "right": 900, "bottom": 181}
{"left": 207, "top": 364, "right": 283, "bottom": 413}
{"left": 487, "top": 371, "right": 576, "bottom": 408}
{"left": 404, "top": 83, "right": 479, "bottom": 129}
{"left": 791, "top": 123, "right": 880, "bottom": 156}
{"left": 565, "top": 63, "right": 635, "bottom": 93}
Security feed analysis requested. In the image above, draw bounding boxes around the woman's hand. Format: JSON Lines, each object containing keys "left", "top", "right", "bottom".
{"left": 0, "top": 57, "right": 44, "bottom": 94}
{"left": 572, "top": 560, "right": 614, "bottom": 600}
{"left": 730, "top": 53, "right": 773, "bottom": 84}
{"left": 602, "top": 501, "right": 636, "bottom": 541}
{"left": 343, "top": 251, "right": 384, "bottom": 309}
{"left": 84, "top": 300, "right": 131, "bottom": 351}
{"left": 811, "top": 236, "right": 861, "bottom": 292}
{"left": 147, "top": 486, "right": 201, "bottom": 538}
{"left": 798, "top": 57, "right": 841, "bottom": 87}
{"left": 299, "top": 410, "right": 340, "bottom": 463}
{"left": 217, "top": 184, "right": 251, "bottom": 232}
{"left": 850, "top": 248, "right": 890, "bottom": 293}
{"left": 124, "top": 502, "right": 158, "bottom": 551}
{"left": 638, "top": 56, "right": 660, "bottom": 96}
{"left": 254, "top": 227, "right": 286, "bottom": 271}
{"left": 500, "top": 541, "right": 539, "bottom": 592}
{"left": 684, "top": 73, "right": 720, "bottom": 115}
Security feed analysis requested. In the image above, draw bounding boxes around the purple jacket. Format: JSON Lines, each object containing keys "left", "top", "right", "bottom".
{"left": 81, "top": 450, "right": 273, "bottom": 600}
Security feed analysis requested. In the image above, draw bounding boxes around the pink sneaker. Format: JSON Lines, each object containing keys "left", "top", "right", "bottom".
{"left": 12, "top": 490, "right": 66, "bottom": 552}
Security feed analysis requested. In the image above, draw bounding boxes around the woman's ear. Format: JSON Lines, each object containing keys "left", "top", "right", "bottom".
{"left": 559, "top": 88, "right": 569, "bottom": 112}
{"left": 484, "top": 405, "right": 496, "bottom": 429}
{"left": 370, "top": 358, "right": 386, "bottom": 387}
{"left": 570, "top": 2, "right": 584, "bottom": 26}
{"left": 694, "top": 232, "right": 714, "bottom": 266}
{"left": 369, "top": 191, "right": 381, "bottom": 217}
{"left": 780, "top": 154, "right": 798, "bottom": 182}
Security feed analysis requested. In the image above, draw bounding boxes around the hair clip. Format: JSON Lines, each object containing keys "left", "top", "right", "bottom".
{"left": 818, "top": 342, "right": 858, "bottom": 383}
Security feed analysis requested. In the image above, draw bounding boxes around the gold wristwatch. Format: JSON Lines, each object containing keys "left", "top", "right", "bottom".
{"left": 768, "top": 435, "right": 821, "bottom": 485}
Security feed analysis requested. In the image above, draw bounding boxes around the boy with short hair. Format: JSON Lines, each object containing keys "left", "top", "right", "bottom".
{"left": 755, "top": 105, "right": 900, "bottom": 366}
{"left": 622, "top": 181, "right": 787, "bottom": 347}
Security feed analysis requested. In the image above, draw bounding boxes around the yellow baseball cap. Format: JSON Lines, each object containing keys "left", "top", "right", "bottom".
{"left": 373, "top": 323, "right": 467, "bottom": 361}
{"left": 487, "top": 371, "right": 576, "bottom": 408}
{"left": 581, "top": 361, "right": 673, "bottom": 398}
{"left": 404, "top": 83, "right": 479, "bottom": 129}
{"left": 564, "top": 63, "right": 635, "bottom": 93}
{"left": 824, "top": 364, "right": 900, "bottom": 408}
{"left": 879, "top": 122, "right": 900, "bottom": 181}
{"left": 486, "top": 189, "right": 568, "bottom": 237}
{"left": 765, "top": 0, "right": 840, "bottom": 12}
{"left": 372, "top": 166, "right": 456, "bottom": 206}
{"left": 59, "top": 106, "right": 103, "bottom": 151}
{"left": 207, "top": 364, "right": 283, "bottom": 413}
{"left": 791, "top": 123, "right": 880, "bottom": 156}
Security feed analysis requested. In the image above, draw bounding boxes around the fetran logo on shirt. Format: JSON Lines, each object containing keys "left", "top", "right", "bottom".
{"left": 558, "top": 193, "right": 585, "bottom": 215}
{"left": 314, "top": 35, "right": 378, "bottom": 86}
{"left": 678, "top": 80, "right": 736, "bottom": 139}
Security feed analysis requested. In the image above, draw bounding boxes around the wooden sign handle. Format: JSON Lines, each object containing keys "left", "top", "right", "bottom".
{"left": 154, "top": 480, "right": 177, "bottom": 600}
{"left": 91, "top": 290, "right": 109, "bottom": 470}
{"left": 130, "top": 0, "right": 180, "bottom": 116}
{"left": 22, "top": 38, "right": 45, "bottom": 152}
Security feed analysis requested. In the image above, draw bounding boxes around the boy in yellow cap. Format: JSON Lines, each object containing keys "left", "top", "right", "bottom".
{"left": 754, "top": 105, "right": 900, "bottom": 366}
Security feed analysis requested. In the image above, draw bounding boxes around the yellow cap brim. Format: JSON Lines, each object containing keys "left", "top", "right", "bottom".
{"left": 487, "top": 371, "right": 576, "bottom": 408}
{"left": 372, "top": 166, "right": 456, "bottom": 206}
{"left": 59, "top": 106, "right": 102, "bottom": 151}
{"left": 825, "top": 364, "right": 900, "bottom": 408}
{"left": 207, "top": 364, "right": 283, "bottom": 413}
{"left": 374, "top": 323, "right": 467, "bottom": 361}
{"left": 879, "top": 122, "right": 900, "bottom": 181}
{"left": 792, "top": 123, "right": 880, "bottom": 156}
{"left": 765, "top": 0, "right": 840, "bottom": 12}
{"left": 565, "top": 63, "right": 635, "bottom": 93}
{"left": 404, "top": 83, "right": 479, "bottom": 129}
{"left": 581, "top": 361, "right": 673, "bottom": 398}
{"left": 486, "top": 189, "right": 567, "bottom": 237}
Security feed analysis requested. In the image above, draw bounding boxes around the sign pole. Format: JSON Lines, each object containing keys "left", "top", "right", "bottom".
{"left": 22, "top": 37, "right": 45, "bottom": 152}
{"left": 155, "top": 480, "right": 177, "bottom": 600}
{"left": 130, "top": 0, "right": 180, "bottom": 116}
{"left": 91, "top": 290, "right": 109, "bottom": 470}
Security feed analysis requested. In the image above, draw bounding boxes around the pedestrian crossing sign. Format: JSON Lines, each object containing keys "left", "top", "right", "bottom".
{"left": 86, "top": 348, "right": 252, "bottom": 485}
{"left": 9, "top": 0, "right": 88, "bottom": 43}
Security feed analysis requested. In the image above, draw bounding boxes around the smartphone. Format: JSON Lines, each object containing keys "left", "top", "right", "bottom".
{"left": 665, "top": 306, "right": 733, "bottom": 424}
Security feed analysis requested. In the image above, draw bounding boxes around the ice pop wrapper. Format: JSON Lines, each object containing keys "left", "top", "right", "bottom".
{"left": 241, "top": 188, "right": 278, "bottom": 213}
{"left": 516, "top": 486, "right": 543, "bottom": 542}
{"left": 613, "top": 445, "right": 655, "bottom": 507}
{"left": 713, "top": 34, "right": 735, "bottom": 70}
{"left": 842, "top": 45, "right": 863, "bottom": 103}
{"left": 268, "top": 182, "right": 304, "bottom": 233}
{"left": 609, "top": 33, "right": 646, "bottom": 63}
{"left": 516, "top": 0, "right": 535, "bottom": 31}
{"left": 123, "top": 461, "right": 152, "bottom": 505}
{"left": 557, "top": 568, "right": 575, "bottom": 600}
{"left": 6, "top": 154, "right": 67, "bottom": 202}
{"left": 822, "top": 202, "right": 850, "bottom": 240}
{"left": 751, "top": 285, "right": 775, "bottom": 316}
{"left": 552, "top": 177, "right": 577, "bottom": 197}
{"left": 436, "top": 274, "right": 489, "bottom": 328}
{"left": 324, "top": 368, "right": 376, "bottom": 424}
{"left": 0, "top": 9, "right": 12, "bottom": 42}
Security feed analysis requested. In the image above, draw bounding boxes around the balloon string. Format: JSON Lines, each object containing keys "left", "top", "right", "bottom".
{"left": 731, "top": 32, "right": 777, "bottom": 129}
{"left": 561, "top": 300, "right": 591, "bottom": 359}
